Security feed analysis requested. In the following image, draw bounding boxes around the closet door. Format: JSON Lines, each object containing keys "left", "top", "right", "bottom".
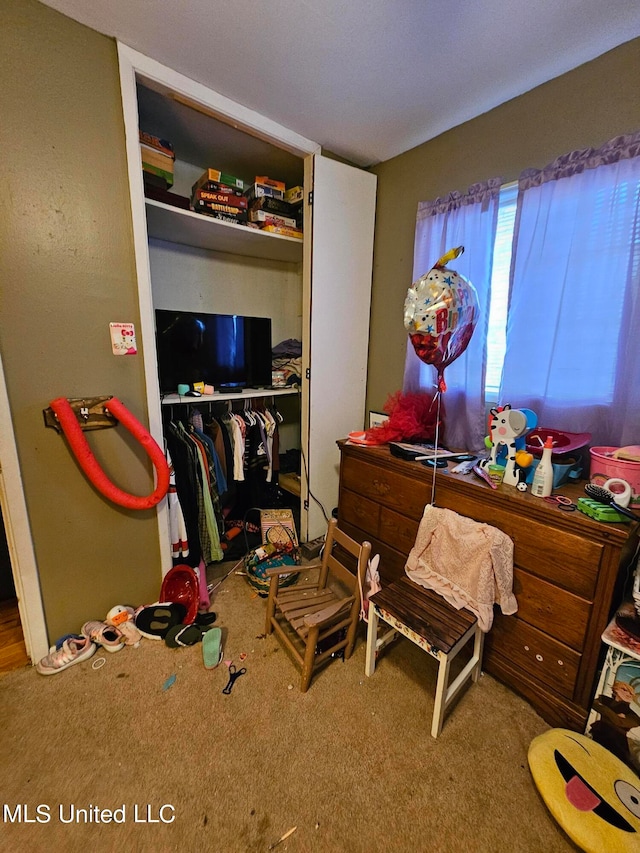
{"left": 302, "top": 155, "right": 377, "bottom": 540}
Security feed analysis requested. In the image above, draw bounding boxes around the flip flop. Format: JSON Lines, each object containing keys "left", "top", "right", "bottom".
{"left": 202, "top": 627, "right": 223, "bottom": 669}
{"left": 195, "top": 611, "right": 217, "bottom": 626}
{"left": 165, "top": 622, "right": 210, "bottom": 648}
{"left": 135, "top": 603, "right": 187, "bottom": 640}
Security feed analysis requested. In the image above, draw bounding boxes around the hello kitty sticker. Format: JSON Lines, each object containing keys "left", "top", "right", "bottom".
{"left": 109, "top": 322, "right": 138, "bottom": 355}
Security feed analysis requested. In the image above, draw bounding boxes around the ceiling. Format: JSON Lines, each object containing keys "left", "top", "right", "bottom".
{"left": 39, "top": 0, "right": 640, "bottom": 167}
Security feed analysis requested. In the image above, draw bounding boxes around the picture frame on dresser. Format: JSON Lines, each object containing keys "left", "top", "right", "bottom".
{"left": 369, "top": 411, "right": 388, "bottom": 429}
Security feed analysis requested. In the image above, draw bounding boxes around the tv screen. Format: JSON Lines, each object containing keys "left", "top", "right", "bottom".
{"left": 155, "top": 309, "right": 273, "bottom": 393}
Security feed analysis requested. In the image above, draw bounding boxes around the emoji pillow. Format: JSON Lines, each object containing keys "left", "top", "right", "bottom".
{"left": 528, "top": 728, "right": 640, "bottom": 852}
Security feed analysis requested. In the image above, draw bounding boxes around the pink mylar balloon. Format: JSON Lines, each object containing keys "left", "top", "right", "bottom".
{"left": 403, "top": 246, "right": 479, "bottom": 392}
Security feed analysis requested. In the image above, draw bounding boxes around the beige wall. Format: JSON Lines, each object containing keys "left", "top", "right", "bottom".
{"left": 3, "top": 2, "right": 639, "bottom": 645}
{"left": 368, "top": 37, "right": 640, "bottom": 414}
{"left": 0, "top": 0, "right": 162, "bottom": 642}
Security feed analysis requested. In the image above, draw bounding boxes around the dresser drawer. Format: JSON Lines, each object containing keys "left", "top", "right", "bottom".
{"left": 341, "top": 456, "right": 429, "bottom": 520}
{"left": 338, "top": 442, "right": 628, "bottom": 728}
{"left": 339, "top": 521, "right": 407, "bottom": 584}
{"left": 435, "top": 489, "right": 601, "bottom": 599}
{"left": 339, "top": 487, "right": 380, "bottom": 540}
{"left": 485, "top": 613, "right": 580, "bottom": 701}
{"left": 379, "top": 507, "right": 420, "bottom": 557}
{"left": 513, "top": 569, "right": 590, "bottom": 651}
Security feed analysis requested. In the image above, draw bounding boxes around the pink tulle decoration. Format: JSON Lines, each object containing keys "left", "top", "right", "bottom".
{"left": 364, "top": 391, "right": 442, "bottom": 445}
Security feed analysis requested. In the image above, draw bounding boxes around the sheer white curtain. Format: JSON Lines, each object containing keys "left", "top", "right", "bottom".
{"left": 500, "top": 133, "right": 640, "bottom": 446}
{"left": 404, "top": 179, "right": 501, "bottom": 451}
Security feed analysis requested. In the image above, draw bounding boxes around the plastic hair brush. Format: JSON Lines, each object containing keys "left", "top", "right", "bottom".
{"left": 584, "top": 483, "right": 638, "bottom": 521}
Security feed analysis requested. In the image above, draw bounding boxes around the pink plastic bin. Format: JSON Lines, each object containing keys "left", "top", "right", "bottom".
{"left": 589, "top": 446, "right": 640, "bottom": 508}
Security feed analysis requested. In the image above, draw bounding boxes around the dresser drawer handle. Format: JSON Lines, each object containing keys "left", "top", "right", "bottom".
{"left": 536, "top": 654, "right": 544, "bottom": 662}
{"left": 372, "top": 479, "right": 390, "bottom": 496}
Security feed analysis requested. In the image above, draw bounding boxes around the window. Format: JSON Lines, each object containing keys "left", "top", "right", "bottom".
{"left": 486, "top": 168, "right": 640, "bottom": 409}
{"left": 409, "top": 131, "right": 640, "bottom": 449}
{"left": 485, "top": 182, "right": 517, "bottom": 400}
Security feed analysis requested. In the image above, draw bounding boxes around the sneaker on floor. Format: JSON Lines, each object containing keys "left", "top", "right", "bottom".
{"left": 81, "top": 620, "right": 125, "bottom": 653}
{"left": 134, "top": 602, "right": 187, "bottom": 640}
{"left": 49, "top": 632, "right": 84, "bottom": 653}
{"left": 36, "top": 636, "right": 96, "bottom": 675}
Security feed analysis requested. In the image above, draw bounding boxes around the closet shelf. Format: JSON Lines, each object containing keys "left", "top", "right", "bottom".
{"left": 146, "top": 199, "right": 304, "bottom": 263}
{"left": 161, "top": 387, "right": 300, "bottom": 405}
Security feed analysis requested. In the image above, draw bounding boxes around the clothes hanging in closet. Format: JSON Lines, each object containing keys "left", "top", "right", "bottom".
{"left": 164, "top": 418, "right": 224, "bottom": 567}
{"left": 163, "top": 401, "right": 283, "bottom": 566}
{"left": 166, "top": 450, "right": 189, "bottom": 560}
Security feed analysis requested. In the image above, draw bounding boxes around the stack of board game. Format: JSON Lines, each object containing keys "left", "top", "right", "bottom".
{"left": 245, "top": 177, "right": 303, "bottom": 239}
{"left": 191, "top": 169, "right": 247, "bottom": 224}
{"left": 189, "top": 170, "right": 304, "bottom": 237}
{"left": 284, "top": 185, "right": 304, "bottom": 229}
{"left": 144, "top": 184, "right": 190, "bottom": 210}
{"left": 140, "top": 131, "right": 175, "bottom": 189}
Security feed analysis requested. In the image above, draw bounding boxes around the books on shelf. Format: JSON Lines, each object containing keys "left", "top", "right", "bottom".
{"left": 254, "top": 175, "right": 285, "bottom": 193}
{"left": 193, "top": 168, "right": 244, "bottom": 193}
{"left": 140, "top": 131, "right": 175, "bottom": 189}
{"left": 141, "top": 161, "right": 174, "bottom": 188}
{"left": 249, "top": 209, "right": 297, "bottom": 228}
{"left": 144, "top": 184, "right": 190, "bottom": 210}
{"left": 139, "top": 131, "right": 174, "bottom": 159}
{"left": 261, "top": 224, "right": 303, "bottom": 239}
{"left": 192, "top": 188, "right": 248, "bottom": 210}
{"left": 244, "top": 182, "right": 285, "bottom": 201}
{"left": 192, "top": 200, "right": 248, "bottom": 223}
{"left": 249, "top": 195, "right": 297, "bottom": 217}
{"left": 284, "top": 185, "right": 304, "bottom": 205}
{"left": 149, "top": 159, "right": 304, "bottom": 240}
{"left": 140, "top": 143, "right": 175, "bottom": 168}
{"left": 143, "top": 171, "right": 170, "bottom": 191}
{"left": 196, "top": 180, "right": 245, "bottom": 198}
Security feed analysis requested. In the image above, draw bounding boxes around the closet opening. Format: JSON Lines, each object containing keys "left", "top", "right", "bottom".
{"left": 162, "top": 393, "right": 301, "bottom": 570}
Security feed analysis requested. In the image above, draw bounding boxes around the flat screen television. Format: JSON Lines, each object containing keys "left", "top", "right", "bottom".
{"left": 155, "top": 309, "right": 273, "bottom": 393}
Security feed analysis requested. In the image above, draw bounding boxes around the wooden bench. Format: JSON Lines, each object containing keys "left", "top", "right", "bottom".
{"left": 365, "top": 576, "right": 484, "bottom": 737}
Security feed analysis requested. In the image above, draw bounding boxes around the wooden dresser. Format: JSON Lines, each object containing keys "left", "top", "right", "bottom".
{"left": 337, "top": 440, "right": 630, "bottom": 730}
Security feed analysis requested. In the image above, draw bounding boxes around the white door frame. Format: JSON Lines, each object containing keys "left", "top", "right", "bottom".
{"left": 0, "top": 355, "right": 48, "bottom": 664}
{"left": 117, "top": 43, "right": 320, "bottom": 559}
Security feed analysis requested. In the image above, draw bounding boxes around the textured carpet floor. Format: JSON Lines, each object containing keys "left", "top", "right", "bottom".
{"left": 0, "top": 566, "right": 577, "bottom": 853}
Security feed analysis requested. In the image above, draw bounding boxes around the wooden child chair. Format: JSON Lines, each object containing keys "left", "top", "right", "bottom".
{"left": 364, "top": 505, "right": 514, "bottom": 737}
{"left": 265, "top": 518, "right": 371, "bottom": 692}
{"left": 365, "top": 577, "right": 484, "bottom": 737}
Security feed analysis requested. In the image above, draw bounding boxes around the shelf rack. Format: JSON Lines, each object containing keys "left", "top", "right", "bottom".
{"left": 160, "top": 387, "right": 300, "bottom": 405}
{"left": 145, "top": 199, "right": 304, "bottom": 263}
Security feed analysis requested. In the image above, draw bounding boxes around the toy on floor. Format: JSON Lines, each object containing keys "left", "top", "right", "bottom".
{"left": 160, "top": 564, "right": 200, "bottom": 624}
{"left": 106, "top": 605, "right": 142, "bottom": 646}
{"left": 528, "top": 728, "right": 640, "bottom": 853}
{"left": 360, "top": 554, "right": 381, "bottom": 621}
